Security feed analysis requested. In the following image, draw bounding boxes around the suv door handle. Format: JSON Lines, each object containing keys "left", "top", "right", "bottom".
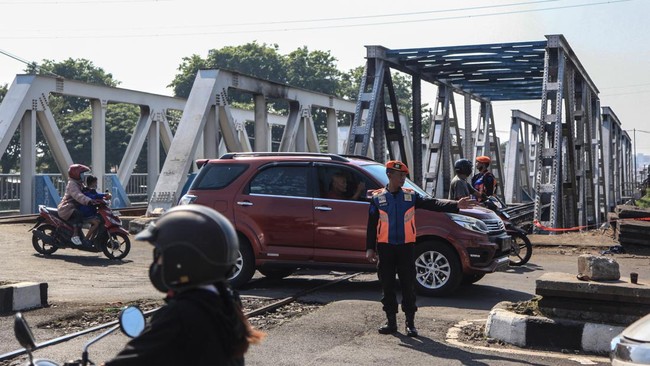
{"left": 315, "top": 206, "right": 332, "bottom": 211}
{"left": 237, "top": 201, "right": 253, "bottom": 206}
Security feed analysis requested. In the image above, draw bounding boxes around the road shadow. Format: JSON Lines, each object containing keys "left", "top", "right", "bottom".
{"left": 397, "top": 334, "right": 549, "bottom": 366}
{"left": 32, "top": 253, "right": 131, "bottom": 267}
{"left": 242, "top": 270, "right": 533, "bottom": 312}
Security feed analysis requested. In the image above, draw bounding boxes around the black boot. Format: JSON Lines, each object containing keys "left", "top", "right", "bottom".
{"left": 405, "top": 313, "right": 418, "bottom": 337}
{"left": 378, "top": 313, "right": 397, "bottom": 334}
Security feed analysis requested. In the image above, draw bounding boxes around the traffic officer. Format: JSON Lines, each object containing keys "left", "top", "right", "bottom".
{"left": 365, "top": 160, "right": 476, "bottom": 337}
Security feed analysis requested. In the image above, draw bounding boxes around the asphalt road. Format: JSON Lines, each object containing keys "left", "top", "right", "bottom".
{"left": 1, "top": 223, "right": 648, "bottom": 365}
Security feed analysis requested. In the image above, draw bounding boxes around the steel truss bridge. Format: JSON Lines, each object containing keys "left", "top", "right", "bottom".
{"left": 346, "top": 34, "right": 634, "bottom": 230}
{"left": 0, "top": 34, "right": 634, "bottom": 230}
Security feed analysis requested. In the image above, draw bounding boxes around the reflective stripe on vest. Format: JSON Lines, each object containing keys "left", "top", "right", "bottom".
{"left": 372, "top": 188, "right": 417, "bottom": 244}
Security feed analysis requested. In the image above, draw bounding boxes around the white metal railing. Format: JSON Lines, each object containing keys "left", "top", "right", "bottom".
{"left": 0, "top": 173, "right": 149, "bottom": 212}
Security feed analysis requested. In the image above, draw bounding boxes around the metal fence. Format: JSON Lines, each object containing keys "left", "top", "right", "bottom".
{"left": 0, "top": 173, "right": 149, "bottom": 212}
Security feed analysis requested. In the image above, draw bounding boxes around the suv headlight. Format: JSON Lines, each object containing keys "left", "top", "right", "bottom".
{"left": 446, "top": 213, "right": 489, "bottom": 234}
{"left": 178, "top": 194, "right": 197, "bottom": 205}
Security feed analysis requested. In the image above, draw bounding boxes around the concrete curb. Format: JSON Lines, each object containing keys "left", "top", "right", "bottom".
{"left": 0, "top": 282, "right": 48, "bottom": 314}
{"left": 486, "top": 301, "right": 625, "bottom": 354}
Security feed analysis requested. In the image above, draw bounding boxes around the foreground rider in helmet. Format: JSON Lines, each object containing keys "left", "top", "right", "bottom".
{"left": 105, "top": 205, "right": 265, "bottom": 366}
{"left": 57, "top": 164, "right": 101, "bottom": 246}
{"left": 471, "top": 156, "right": 495, "bottom": 202}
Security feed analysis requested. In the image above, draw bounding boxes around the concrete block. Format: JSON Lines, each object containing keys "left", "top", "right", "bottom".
{"left": 581, "top": 323, "right": 625, "bottom": 354}
{"left": 0, "top": 282, "right": 47, "bottom": 313}
{"left": 577, "top": 254, "right": 620, "bottom": 281}
{"left": 486, "top": 303, "right": 526, "bottom": 347}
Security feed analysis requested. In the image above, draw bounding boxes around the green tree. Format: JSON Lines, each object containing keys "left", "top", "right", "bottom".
{"left": 285, "top": 47, "right": 341, "bottom": 95}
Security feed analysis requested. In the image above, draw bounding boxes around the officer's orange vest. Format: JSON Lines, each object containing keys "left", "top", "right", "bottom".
{"left": 371, "top": 188, "right": 417, "bottom": 244}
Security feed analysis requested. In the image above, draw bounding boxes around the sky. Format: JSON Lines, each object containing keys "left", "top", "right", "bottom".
{"left": 1, "top": 0, "right": 649, "bottom": 159}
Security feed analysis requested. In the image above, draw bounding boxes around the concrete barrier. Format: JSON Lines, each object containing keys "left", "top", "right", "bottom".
{"left": 0, "top": 282, "right": 48, "bottom": 313}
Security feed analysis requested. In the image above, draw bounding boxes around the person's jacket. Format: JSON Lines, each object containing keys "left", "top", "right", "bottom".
{"left": 366, "top": 186, "right": 459, "bottom": 249}
{"left": 471, "top": 171, "right": 495, "bottom": 201}
{"left": 79, "top": 189, "right": 107, "bottom": 218}
{"left": 105, "top": 288, "right": 245, "bottom": 366}
{"left": 57, "top": 179, "right": 92, "bottom": 220}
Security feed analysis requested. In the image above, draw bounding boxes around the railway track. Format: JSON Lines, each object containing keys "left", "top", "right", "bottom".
{"left": 0, "top": 272, "right": 363, "bottom": 363}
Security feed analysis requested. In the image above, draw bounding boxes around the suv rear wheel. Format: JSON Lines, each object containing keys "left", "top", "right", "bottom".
{"left": 228, "top": 235, "right": 255, "bottom": 288}
{"left": 414, "top": 241, "right": 462, "bottom": 296}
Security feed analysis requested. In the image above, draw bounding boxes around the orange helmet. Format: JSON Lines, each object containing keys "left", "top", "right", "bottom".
{"left": 68, "top": 164, "right": 90, "bottom": 180}
{"left": 385, "top": 160, "right": 409, "bottom": 174}
{"left": 475, "top": 156, "right": 491, "bottom": 165}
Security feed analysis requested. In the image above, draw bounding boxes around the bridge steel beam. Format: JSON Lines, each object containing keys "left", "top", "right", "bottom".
{"left": 147, "top": 69, "right": 360, "bottom": 215}
{"left": 532, "top": 35, "right": 605, "bottom": 232}
{"left": 0, "top": 74, "right": 185, "bottom": 213}
{"left": 505, "top": 110, "right": 540, "bottom": 204}
{"left": 601, "top": 107, "right": 632, "bottom": 211}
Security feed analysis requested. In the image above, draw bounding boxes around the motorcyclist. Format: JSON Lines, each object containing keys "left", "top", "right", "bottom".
{"left": 80, "top": 175, "right": 110, "bottom": 240}
{"left": 471, "top": 156, "right": 496, "bottom": 202}
{"left": 57, "top": 164, "right": 102, "bottom": 246}
{"left": 449, "top": 158, "right": 476, "bottom": 200}
{"left": 105, "top": 205, "right": 265, "bottom": 366}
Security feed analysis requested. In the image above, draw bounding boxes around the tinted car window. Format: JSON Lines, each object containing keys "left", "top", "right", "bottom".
{"left": 192, "top": 164, "right": 247, "bottom": 190}
{"left": 361, "top": 163, "right": 430, "bottom": 197}
{"left": 249, "top": 166, "right": 310, "bottom": 197}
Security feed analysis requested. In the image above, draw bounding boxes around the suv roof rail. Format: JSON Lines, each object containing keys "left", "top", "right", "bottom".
{"left": 219, "top": 152, "right": 349, "bottom": 162}
{"left": 339, "top": 154, "right": 377, "bottom": 162}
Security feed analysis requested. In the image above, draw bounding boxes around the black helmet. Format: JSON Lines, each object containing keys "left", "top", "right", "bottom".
{"left": 454, "top": 159, "right": 473, "bottom": 176}
{"left": 136, "top": 205, "right": 239, "bottom": 291}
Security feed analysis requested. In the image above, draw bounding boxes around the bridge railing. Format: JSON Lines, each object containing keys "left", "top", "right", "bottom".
{"left": 0, "top": 173, "right": 149, "bottom": 213}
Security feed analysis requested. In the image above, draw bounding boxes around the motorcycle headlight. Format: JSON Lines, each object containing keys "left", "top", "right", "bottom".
{"left": 446, "top": 213, "right": 489, "bottom": 234}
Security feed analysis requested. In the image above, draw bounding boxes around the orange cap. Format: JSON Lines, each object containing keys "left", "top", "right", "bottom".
{"left": 385, "top": 160, "right": 409, "bottom": 174}
{"left": 475, "top": 156, "right": 491, "bottom": 164}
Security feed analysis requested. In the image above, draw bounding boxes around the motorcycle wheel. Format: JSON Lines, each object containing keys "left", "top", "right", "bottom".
{"left": 509, "top": 232, "right": 532, "bottom": 266}
{"left": 102, "top": 232, "right": 131, "bottom": 260}
{"left": 32, "top": 225, "right": 59, "bottom": 255}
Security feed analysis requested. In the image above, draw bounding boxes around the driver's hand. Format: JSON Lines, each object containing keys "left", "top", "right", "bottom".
{"left": 91, "top": 199, "right": 103, "bottom": 206}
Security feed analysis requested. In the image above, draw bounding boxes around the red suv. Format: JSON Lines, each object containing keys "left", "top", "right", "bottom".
{"left": 179, "top": 153, "right": 510, "bottom": 296}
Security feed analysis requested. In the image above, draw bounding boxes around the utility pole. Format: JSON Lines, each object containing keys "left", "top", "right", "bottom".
{"left": 634, "top": 128, "right": 637, "bottom": 188}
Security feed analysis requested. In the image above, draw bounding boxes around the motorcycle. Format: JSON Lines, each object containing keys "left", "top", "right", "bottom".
{"left": 30, "top": 196, "right": 131, "bottom": 260}
{"left": 13, "top": 306, "right": 145, "bottom": 366}
{"left": 484, "top": 196, "right": 533, "bottom": 266}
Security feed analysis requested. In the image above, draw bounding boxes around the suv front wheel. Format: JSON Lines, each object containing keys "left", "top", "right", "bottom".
{"left": 228, "top": 235, "right": 256, "bottom": 288}
{"left": 414, "top": 241, "right": 462, "bottom": 296}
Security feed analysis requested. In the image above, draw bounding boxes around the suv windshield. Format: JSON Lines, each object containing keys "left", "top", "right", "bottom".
{"left": 360, "top": 163, "right": 432, "bottom": 198}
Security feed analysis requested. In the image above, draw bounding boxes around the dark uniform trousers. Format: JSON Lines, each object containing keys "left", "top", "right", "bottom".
{"left": 377, "top": 242, "right": 417, "bottom": 315}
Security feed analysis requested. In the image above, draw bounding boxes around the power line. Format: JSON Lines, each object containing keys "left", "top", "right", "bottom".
{"left": 0, "top": 0, "right": 172, "bottom": 4}
{"left": 0, "top": 48, "right": 62, "bottom": 78}
{"left": 0, "top": 0, "right": 631, "bottom": 39}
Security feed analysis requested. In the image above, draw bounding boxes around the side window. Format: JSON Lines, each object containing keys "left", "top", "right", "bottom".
{"left": 192, "top": 164, "right": 247, "bottom": 190}
{"left": 317, "top": 166, "right": 376, "bottom": 201}
{"left": 249, "top": 166, "right": 310, "bottom": 198}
